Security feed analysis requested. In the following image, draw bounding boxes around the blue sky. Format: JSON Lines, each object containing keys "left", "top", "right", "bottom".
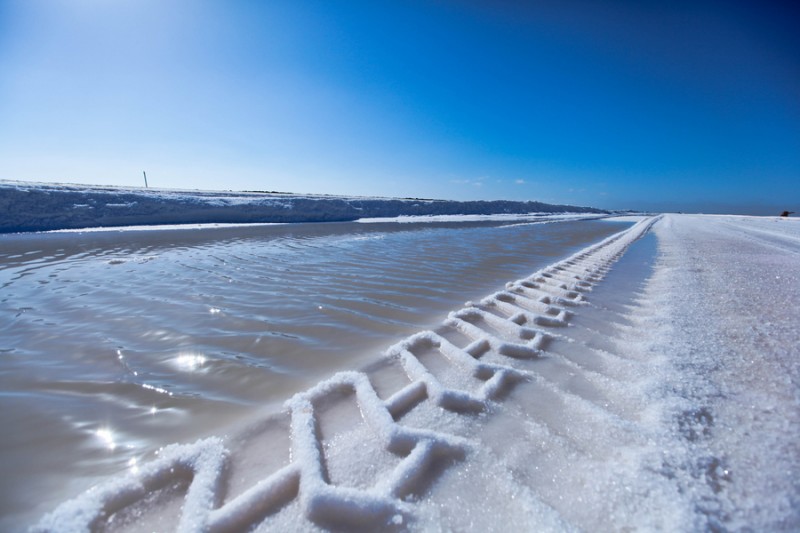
{"left": 1, "top": 0, "right": 798, "bottom": 213}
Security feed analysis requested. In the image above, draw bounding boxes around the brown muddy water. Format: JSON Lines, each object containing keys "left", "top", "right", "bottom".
{"left": 0, "top": 218, "right": 630, "bottom": 528}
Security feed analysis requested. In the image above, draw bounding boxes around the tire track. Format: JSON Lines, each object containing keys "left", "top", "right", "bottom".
{"left": 34, "top": 216, "right": 659, "bottom": 532}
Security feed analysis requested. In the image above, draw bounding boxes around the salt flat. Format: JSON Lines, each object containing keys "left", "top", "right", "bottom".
{"left": 32, "top": 214, "right": 800, "bottom": 532}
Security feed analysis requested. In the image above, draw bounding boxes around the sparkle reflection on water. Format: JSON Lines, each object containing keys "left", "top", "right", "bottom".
{"left": 0, "top": 218, "right": 629, "bottom": 527}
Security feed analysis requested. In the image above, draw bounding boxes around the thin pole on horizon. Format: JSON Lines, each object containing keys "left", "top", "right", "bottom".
{"left": 143, "top": 171, "right": 148, "bottom": 188}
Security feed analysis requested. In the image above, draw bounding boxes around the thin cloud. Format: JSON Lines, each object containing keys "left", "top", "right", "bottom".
{"left": 449, "top": 178, "right": 484, "bottom": 188}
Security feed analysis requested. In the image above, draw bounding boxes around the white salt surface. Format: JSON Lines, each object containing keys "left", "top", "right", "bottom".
{"left": 48, "top": 222, "right": 286, "bottom": 233}
{"left": 632, "top": 214, "right": 800, "bottom": 530}
{"left": 356, "top": 213, "right": 604, "bottom": 224}
{"left": 32, "top": 215, "right": 800, "bottom": 531}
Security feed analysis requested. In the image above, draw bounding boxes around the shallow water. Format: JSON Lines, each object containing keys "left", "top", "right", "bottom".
{"left": 0, "top": 218, "right": 630, "bottom": 528}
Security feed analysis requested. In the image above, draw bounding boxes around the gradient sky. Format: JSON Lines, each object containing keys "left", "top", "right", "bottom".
{"left": 1, "top": 0, "right": 798, "bottom": 213}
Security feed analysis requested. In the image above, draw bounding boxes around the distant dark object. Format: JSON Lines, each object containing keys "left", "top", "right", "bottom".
{"left": 780, "top": 211, "right": 794, "bottom": 217}
{"left": 143, "top": 171, "right": 148, "bottom": 188}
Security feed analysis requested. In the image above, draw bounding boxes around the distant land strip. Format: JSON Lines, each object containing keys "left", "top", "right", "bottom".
{"left": 0, "top": 180, "right": 609, "bottom": 233}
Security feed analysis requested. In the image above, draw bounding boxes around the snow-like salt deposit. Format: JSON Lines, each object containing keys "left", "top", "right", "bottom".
{"left": 630, "top": 214, "right": 800, "bottom": 530}
{"left": 356, "top": 213, "right": 606, "bottom": 224}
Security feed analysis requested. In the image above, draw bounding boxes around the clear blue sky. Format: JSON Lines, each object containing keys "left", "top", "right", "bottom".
{"left": 1, "top": 0, "right": 798, "bottom": 213}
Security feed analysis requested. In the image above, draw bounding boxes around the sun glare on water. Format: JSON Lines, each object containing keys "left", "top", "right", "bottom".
{"left": 173, "top": 353, "right": 207, "bottom": 372}
{"left": 95, "top": 428, "right": 117, "bottom": 451}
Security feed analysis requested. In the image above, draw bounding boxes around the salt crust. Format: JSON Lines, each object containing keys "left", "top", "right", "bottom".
{"left": 33, "top": 217, "right": 659, "bottom": 532}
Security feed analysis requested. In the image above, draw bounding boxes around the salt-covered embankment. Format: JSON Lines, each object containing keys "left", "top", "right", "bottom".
{"left": 631, "top": 214, "right": 800, "bottom": 530}
{"left": 0, "top": 180, "right": 608, "bottom": 233}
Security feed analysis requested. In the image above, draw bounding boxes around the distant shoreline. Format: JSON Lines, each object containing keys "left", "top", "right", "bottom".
{"left": 0, "top": 180, "right": 610, "bottom": 233}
